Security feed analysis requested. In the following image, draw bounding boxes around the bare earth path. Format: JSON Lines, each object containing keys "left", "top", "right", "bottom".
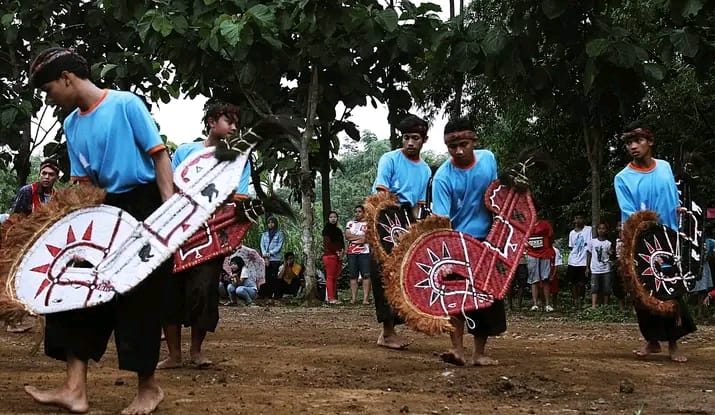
{"left": 0, "top": 306, "right": 713, "bottom": 414}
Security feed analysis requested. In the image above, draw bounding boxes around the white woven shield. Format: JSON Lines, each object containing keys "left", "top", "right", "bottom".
{"left": 13, "top": 146, "right": 250, "bottom": 314}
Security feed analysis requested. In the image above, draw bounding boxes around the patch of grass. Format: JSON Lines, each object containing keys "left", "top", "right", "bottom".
{"left": 573, "top": 304, "right": 635, "bottom": 323}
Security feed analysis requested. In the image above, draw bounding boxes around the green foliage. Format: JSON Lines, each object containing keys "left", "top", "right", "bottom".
{"left": 573, "top": 305, "right": 635, "bottom": 324}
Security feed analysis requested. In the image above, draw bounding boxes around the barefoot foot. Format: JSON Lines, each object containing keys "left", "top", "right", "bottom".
{"left": 633, "top": 342, "right": 661, "bottom": 358}
{"left": 156, "top": 356, "right": 182, "bottom": 370}
{"left": 670, "top": 354, "right": 688, "bottom": 363}
{"left": 24, "top": 385, "right": 89, "bottom": 414}
{"left": 440, "top": 350, "right": 466, "bottom": 366}
{"left": 473, "top": 355, "right": 499, "bottom": 366}
{"left": 377, "top": 333, "right": 410, "bottom": 350}
{"left": 121, "top": 384, "right": 164, "bottom": 415}
{"left": 189, "top": 353, "right": 213, "bottom": 368}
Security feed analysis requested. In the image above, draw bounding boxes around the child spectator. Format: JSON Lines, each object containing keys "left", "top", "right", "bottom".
{"left": 226, "top": 257, "right": 258, "bottom": 306}
{"left": 586, "top": 222, "right": 614, "bottom": 308}
{"left": 526, "top": 212, "right": 555, "bottom": 312}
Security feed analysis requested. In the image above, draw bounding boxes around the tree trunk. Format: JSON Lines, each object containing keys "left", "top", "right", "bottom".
{"left": 300, "top": 66, "right": 320, "bottom": 304}
{"left": 582, "top": 121, "right": 603, "bottom": 234}
{"left": 319, "top": 123, "right": 332, "bottom": 222}
{"left": 16, "top": 120, "right": 32, "bottom": 188}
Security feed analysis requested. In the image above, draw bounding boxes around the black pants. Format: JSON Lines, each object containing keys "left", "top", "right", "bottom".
{"left": 636, "top": 298, "right": 696, "bottom": 342}
{"left": 463, "top": 300, "right": 507, "bottom": 337}
{"left": 259, "top": 260, "right": 281, "bottom": 298}
{"left": 44, "top": 182, "right": 168, "bottom": 375}
{"left": 163, "top": 257, "right": 222, "bottom": 332}
{"left": 369, "top": 257, "right": 403, "bottom": 325}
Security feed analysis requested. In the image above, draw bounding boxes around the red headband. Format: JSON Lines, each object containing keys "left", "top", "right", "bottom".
{"left": 444, "top": 130, "right": 476, "bottom": 144}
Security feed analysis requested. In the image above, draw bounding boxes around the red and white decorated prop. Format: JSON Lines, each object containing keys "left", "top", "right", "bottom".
{"left": 383, "top": 180, "right": 536, "bottom": 335}
{"left": 173, "top": 203, "right": 253, "bottom": 273}
{"left": 12, "top": 146, "right": 252, "bottom": 314}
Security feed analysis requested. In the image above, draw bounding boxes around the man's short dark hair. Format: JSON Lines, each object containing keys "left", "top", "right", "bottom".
{"left": 40, "top": 158, "right": 60, "bottom": 175}
{"left": 354, "top": 205, "right": 364, "bottom": 211}
{"left": 398, "top": 115, "right": 428, "bottom": 137}
{"left": 285, "top": 252, "right": 295, "bottom": 260}
{"left": 203, "top": 101, "right": 240, "bottom": 132}
{"left": 30, "top": 48, "right": 90, "bottom": 87}
{"left": 444, "top": 117, "right": 473, "bottom": 135}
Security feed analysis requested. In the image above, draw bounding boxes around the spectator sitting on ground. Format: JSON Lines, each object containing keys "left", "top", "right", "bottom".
{"left": 276, "top": 252, "right": 304, "bottom": 298}
{"left": 226, "top": 256, "right": 258, "bottom": 306}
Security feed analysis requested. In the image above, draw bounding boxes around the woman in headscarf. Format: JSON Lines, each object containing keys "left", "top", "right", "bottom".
{"left": 322, "top": 211, "right": 345, "bottom": 304}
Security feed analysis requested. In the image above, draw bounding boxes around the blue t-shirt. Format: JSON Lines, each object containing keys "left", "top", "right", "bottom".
{"left": 65, "top": 90, "right": 165, "bottom": 193}
{"left": 432, "top": 150, "right": 497, "bottom": 239}
{"left": 614, "top": 159, "right": 679, "bottom": 230}
{"left": 372, "top": 149, "right": 431, "bottom": 206}
{"left": 172, "top": 141, "right": 252, "bottom": 195}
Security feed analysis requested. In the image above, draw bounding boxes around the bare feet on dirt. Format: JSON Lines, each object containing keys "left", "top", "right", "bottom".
{"left": 24, "top": 384, "right": 89, "bottom": 414}
{"left": 156, "top": 356, "right": 182, "bottom": 370}
{"left": 633, "top": 341, "right": 661, "bottom": 358}
{"left": 121, "top": 384, "right": 164, "bottom": 415}
{"left": 473, "top": 355, "right": 499, "bottom": 366}
{"left": 377, "top": 333, "right": 410, "bottom": 350}
{"left": 190, "top": 353, "right": 213, "bottom": 368}
{"left": 440, "top": 350, "right": 466, "bottom": 366}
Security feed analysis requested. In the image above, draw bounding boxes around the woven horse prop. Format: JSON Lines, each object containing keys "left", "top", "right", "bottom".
{"left": 172, "top": 199, "right": 262, "bottom": 273}
{"left": 4, "top": 144, "right": 253, "bottom": 316}
{"left": 381, "top": 180, "right": 536, "bottom": 335}
{"left": 619, "top": 185, "right": 702, "bottom": 317}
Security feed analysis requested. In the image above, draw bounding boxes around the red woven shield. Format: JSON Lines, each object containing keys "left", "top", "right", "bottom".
{"left": 384, "top": 180, "right": 536, "bottom": 335}
{"left": 173, "top": 203, "right": 252, "bottom": 273}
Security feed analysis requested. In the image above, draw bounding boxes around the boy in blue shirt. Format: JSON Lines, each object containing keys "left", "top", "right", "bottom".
{"left": 614, "top": 126, "right": 696, "bottom": 363}
{"left": 432, "top": 117, "right": 504, "bottom": 366}
{"left": 27, "top": 48, "right": 171, "bottom": 414}
{"left": 158, "top": 102, "right": 244, "bottom": 370}
{"left": 371, "top": 115, "right": 431, "bottom": 349}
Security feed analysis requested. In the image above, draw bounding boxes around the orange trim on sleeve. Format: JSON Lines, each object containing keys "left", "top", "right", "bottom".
{"left": 71, "top": 176, "right": 90, "bottom": 182}
{"left": 375, "top": 185, "right": 389, "bottom": 193}
{"left": 233, "top": 194, "right": 249, "bottom": 201}
{"left": 147, "top": 144, "right": 167, "bottom": 155}
{"left": 628, "top": 160, "right": 656, "bottom": 173}
{"left": 79, "top": 89, "right": 109, "bottom": 116}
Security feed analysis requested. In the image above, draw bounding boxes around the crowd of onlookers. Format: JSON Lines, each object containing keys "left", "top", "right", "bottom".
{"left": 219, "top": 209, "right": 715, "bottom": 314}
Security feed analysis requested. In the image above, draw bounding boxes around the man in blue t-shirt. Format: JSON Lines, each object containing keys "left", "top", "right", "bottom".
{"left": 28, "top": 47, "right": 170, "bottom": 414}
{"left": 370, "top": 115, "right": 432, "bottom": 350}
{"left": 159, "top": 102, "right": 246, "bottom": 371}
{"left": 432, "top": 117, "right": 505, "bottom": 366}
{"left": 614, "top": 126, "right": 696, "bottom": 363}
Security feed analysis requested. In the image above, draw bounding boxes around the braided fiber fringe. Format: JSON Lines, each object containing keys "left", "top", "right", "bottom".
{"left": 0, "top": 186, "right": 106, "bottom": 324}
{"left": 363, "top": 192, "right": 400, "bottom": 264}
{"left": 619, "top": 210, "right": 678, "bottom": 317}
{"left": 383, "top": 215, "right": 455, "bottom": 336}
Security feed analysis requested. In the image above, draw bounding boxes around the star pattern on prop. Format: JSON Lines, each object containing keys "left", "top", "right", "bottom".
{"left": 637, "top": 235, "right": 665, "bottom": 293}
{"left": 378, "top": 211, "right": 410, "bottom": 246}
{"left": 32, "top": 221, "right": 95, "bottom": 299}
{"left": 415, "top": 242, "right": 453, "bottom": 306}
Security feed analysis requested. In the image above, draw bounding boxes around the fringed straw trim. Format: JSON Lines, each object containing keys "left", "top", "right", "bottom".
{"left": 0, "top": 186, "right": 105, "bottom": 323}
{"left": 364, "top": 192, "right": 400, "bottom": 264}
{"left": 619, "top": 210, "right": 678, "bottom": 317}
{"left": 383, "top": 215, "right": 455, "bottom": 336}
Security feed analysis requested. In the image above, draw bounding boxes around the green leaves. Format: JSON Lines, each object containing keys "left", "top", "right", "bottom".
{"left": 672, "top": 0, "right": 705, "bottom": 18}
{"left": 643, "top": 63, "right": 666, "bottom": 81}
{"left": 248, "top": 4, "right": 274, "bottom": 28}
{"left": 1, "top": 13, "right": 13, "bottom": 27}
{"left": 481, "top": 27, "right": 507, "bottom": 56}
{"left": 99, "top": 63, "right": 118, "bottom": 78}
{"left": 219, "top": 18, "right": 245, "bottom": 46}
{"left": 541, "top": 0, "right": 568, "bottom": 19}
{"left": 670, "top": 29, "right": 700, "bottom": 58}
{"left": 151, "top": 13, "right": 173, "bottom": 37}
{"left": 585, "top": 39, "right": 609, "bottom": 58}
{"left": 375, "top": 9, "right": 398, "bottom": 33}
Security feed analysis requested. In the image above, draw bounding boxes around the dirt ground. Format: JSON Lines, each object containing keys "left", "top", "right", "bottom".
{"left": 0, "top": 305, "right": 714, "bottom": 415}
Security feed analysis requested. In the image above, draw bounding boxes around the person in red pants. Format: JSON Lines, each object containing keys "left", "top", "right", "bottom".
{"left": 322, "top": 210, "right": 345, "bottom": 304}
